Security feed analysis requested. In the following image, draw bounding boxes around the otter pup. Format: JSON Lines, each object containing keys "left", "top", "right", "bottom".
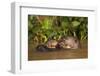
{"left": 46, "top": 39, "right": 58, "bottom": 48}
{"left": 36, "top": 39, "right": 58, "bottom": 52}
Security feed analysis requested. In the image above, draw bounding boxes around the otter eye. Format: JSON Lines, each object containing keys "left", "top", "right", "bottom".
{"left": 65, "top": 44, "right": 68, "bottom": 46}
{"left": 75, "top": 39, "right": 77, "bottom": 43}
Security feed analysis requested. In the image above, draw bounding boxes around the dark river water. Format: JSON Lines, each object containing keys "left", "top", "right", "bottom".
{"left": 28, "top": 41, "right": 88, "bottom": 60}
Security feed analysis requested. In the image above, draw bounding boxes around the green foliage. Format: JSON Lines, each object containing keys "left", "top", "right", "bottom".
{"left": 41, "top": 17, "right": 53, "bottom": 29}
{"left": 72, "top": 21, "right": 80, "bottom": 27}
{"left": 28, "top": 15, "right": 88, "bottom": 45}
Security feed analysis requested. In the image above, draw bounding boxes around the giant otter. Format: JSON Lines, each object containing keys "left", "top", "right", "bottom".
{"left": 36, "top": 39, "right": 58, "bottom": 52}
{"left": 56, "top": 36, "right": 80, "bottom": 49}
{"left": 36, "top": 36, "right": 80, "bottom": 52}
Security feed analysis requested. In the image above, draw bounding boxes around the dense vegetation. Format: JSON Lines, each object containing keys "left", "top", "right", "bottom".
{"left": 28, "top": 15, "right": 88, "bottom": 46}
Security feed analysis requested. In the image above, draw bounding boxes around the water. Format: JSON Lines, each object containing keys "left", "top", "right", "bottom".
{"left": 28, "top": 41, "right": 88, "bottom": 60}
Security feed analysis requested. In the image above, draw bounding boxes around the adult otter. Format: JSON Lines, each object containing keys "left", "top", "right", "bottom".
{"left": 56, "top": 36, "right": 80, "bottom": 49}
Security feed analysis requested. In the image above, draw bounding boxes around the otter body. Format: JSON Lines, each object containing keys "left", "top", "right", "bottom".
{"left": 36, "top": 36, "right": 80, "bottom": 51}
{"left": 36, "top": 40, "right": 58, "bottom": 52}
{"left": 46, "top": 40, "right": 58, "bottom": 48}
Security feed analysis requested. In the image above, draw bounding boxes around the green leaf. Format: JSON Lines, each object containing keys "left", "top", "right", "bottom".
{"left": 72, "top": 21, "right": 80, "bottom": 27}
